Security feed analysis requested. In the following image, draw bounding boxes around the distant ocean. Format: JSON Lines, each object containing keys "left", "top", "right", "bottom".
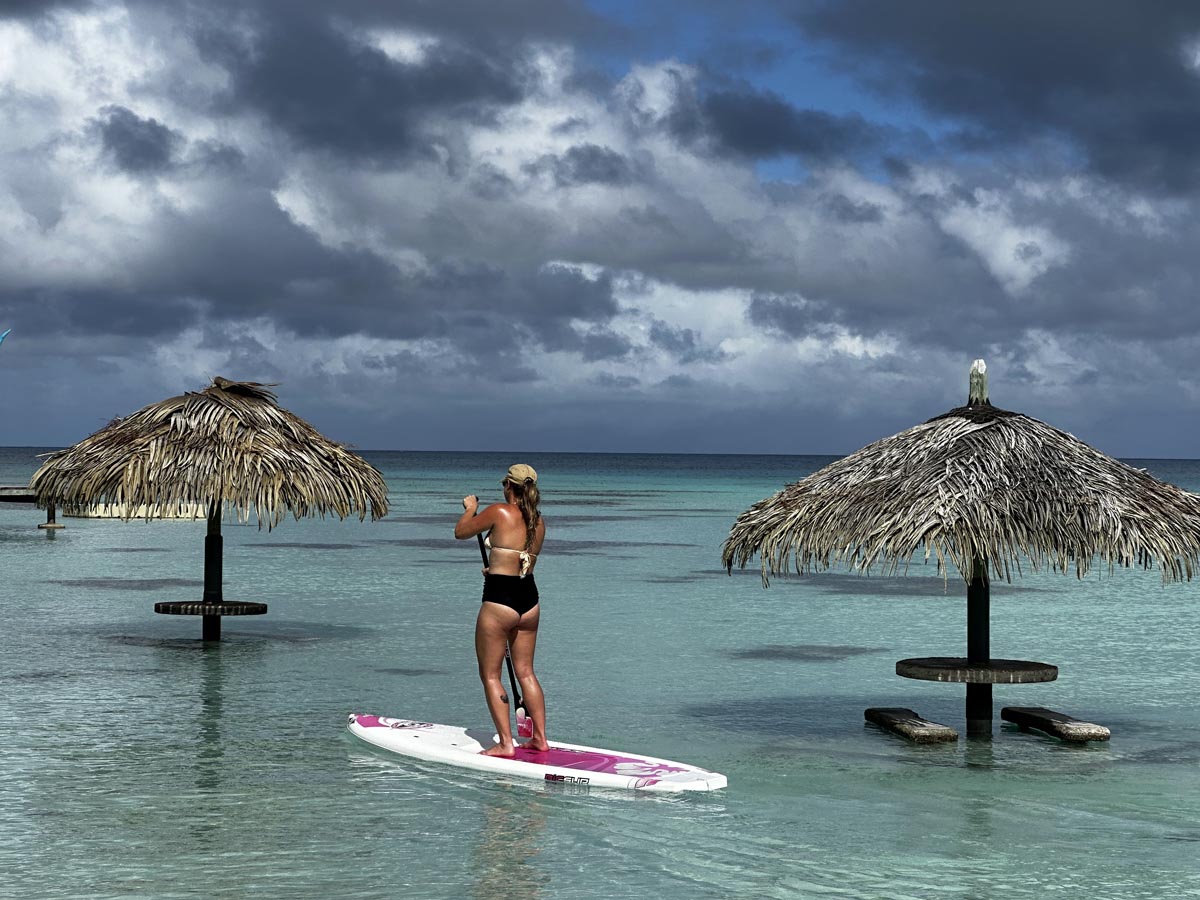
{"left": 2, "top": 447, "right": 1198, "bottom": 899}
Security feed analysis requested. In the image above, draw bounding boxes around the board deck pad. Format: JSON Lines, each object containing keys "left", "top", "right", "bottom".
{"left": 348, "top": 714, "right": 727, "bottom": 792}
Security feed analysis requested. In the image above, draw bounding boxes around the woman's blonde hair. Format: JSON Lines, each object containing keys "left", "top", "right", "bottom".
{"left": 506, "top": 475, "right": 540, "bottom": 549}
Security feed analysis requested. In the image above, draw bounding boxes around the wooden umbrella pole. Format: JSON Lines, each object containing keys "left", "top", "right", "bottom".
{"left": 965, "top": 555, "right": 992, "bottom": 735}
{"left": 965, "top": 360, "right": 992, "bottom": 736}
{"left": 202, "top": 502, "right": 223, "bottom": 641}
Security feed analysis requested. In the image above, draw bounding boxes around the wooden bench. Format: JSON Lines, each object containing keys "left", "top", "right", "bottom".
{"left": 1001, "top": 707, "right": 1110, "bottom": 742}
{"left": 865, "top": 707, "right": 958, "bottom": 743}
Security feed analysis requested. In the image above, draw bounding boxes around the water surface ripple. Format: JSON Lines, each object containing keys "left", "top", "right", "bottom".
{"left": 1, "top": 449, "right": 1197, "bottom": 898}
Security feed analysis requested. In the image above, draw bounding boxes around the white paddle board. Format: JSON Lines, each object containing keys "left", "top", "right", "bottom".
{"left": 347, "top": 713, "right": 727, "bottom": 792}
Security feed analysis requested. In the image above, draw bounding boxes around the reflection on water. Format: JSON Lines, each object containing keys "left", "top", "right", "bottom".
{"left": 470, "top": 788, "right": 548, "bottom": 900}
{"left": 196, "top": 645, "right": 226, "bottom": 798}
{"left": 962, "top": 737, "right": 996, "bottom": 769}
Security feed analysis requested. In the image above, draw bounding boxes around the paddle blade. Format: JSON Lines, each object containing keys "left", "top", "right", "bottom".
{"left": 517, "top": 708, "right": 532, "bottom": 738}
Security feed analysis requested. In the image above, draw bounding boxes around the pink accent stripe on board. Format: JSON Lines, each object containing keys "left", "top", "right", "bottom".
{"left": 512, "top": 745, "right": 690, "bottom": 776}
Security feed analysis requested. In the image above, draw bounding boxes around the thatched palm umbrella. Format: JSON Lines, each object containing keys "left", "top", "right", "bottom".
{"left": 31, "top": 377, "right": 389, "bottom": 640}
{"left": 723, "top": 360, "right": 1200, "bottom": 735}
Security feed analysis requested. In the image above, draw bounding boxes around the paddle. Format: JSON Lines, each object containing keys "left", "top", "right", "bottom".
{"left": 476, "top": 520, "right": 532, "bottom": 739}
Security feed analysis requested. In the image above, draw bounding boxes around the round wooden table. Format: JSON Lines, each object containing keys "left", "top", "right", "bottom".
{"left": 896, "top": 657, "right": 1058, "bottom": 684}
{"left": 155, "top": 601, "right": 269, "bottom": 617}
{"left": 155, "top": 600, "right": 268, "bottom": 641}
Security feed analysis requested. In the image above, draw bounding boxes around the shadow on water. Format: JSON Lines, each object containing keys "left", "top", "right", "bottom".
{"left": 378, "top": 514, "right": 467, "bottom": 526}
{"left": 728, "top": 644, "right": 889, "bottom": 662}
{"left": 48, "top": 577, "right": 203, "bottom": 591}
{"left": 96, "top": 547, "right": 171, "bottom": 554}
{"left": 367, "top": 538, "right": 460, "bottom": 551}
{"left": 683, "top": 694, "right": 874, "bottom": 739}
{"left": 97, "top": 620, "right": 377, "bottom": 648}
{"left": 377, "top": 667, "right": 448, "bottom": 677}
{"left": 242, "top": 542, "right": 359, "bottom": 551}
{"left": 552, "top": 539, "right": 698, "bottom": 553}
{"left": 1115, "top": 740, "right": 1200, "bottom": 766}
{"left": 0, "top": 666, "right": 166, "bottom": 683}
{"left": 644, "top": 572, "right": 726, "bottom": 584}
{"left": 367, "top": 538, "right": 695, "bottom": 555}
{"left": 720, "top": 569, "right": 1065, "bottom": 597}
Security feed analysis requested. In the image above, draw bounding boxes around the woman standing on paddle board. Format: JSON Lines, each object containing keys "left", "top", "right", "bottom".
{"left": 455, "top": 464, "right": 548, "bottom": 758}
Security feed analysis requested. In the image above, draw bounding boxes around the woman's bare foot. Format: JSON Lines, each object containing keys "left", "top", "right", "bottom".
{"left": 520, "top": 739, "right": 550, "bottom": 752}
{"left": 480, "top": 743, "right": 516, "bottom": 758}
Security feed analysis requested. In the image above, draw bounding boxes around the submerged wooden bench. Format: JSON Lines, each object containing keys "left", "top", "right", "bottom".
{"left": 865, "top": 707, "right": 958, "bottom": 743}
{"left": 1001, "top": 707, "right": 1110, "bottom": 742}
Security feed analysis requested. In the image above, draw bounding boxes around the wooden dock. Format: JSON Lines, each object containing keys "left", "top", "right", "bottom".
{"left": 0, "top": 485, "right": 62, "bottom": 528}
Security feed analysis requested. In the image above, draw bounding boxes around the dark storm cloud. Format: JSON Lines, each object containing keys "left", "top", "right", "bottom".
{"left": 468, "top": 163, "right": 517, "bottom": 200}
{"left": 194, "top": 12, "right": 525, "bottom": 159}
{"left": 577, "top": 327, "right": 632, "bottom": 360}
{"left": 691, "top": 87, "right": 885, "bottom": 160}
{"left": 747, "top": 293, "right": 831, "bottom": 337}
{"left": 820, "top": 192, "right": 884, "bottom": 224}
{"left": 646, "top": 57, "right": 897, "bottom": 162}
{"left": 190, "top": 140, "right": 246, "bottom": 172}
{"left": 788, "top": 0, "right": 1200, "bottom": 191}
{"left": 0, "top": 0, "right": 89, "bottom": 17}
{"left": 215, "top": 0, "right": 612, "bottom": 49}
{"left": 593, "top": 371, "right": 640, "bottom": 389}
{"left": 96, "top": 106, "right": 181, "bottom": 174}
{"left": 526, "top": 144, "right": 637, "bottom": 186}
{"left": 648, "top": 320, "right": 725, "bottom": 363}
{"left": 1, "top": 286, "right": 205, "bottom": 339}
{"left": 407, "top": 260, "right": 617, "bottom": 329}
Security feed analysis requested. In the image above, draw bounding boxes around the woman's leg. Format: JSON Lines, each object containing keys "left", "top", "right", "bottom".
{"left": 476, "top": 601, "right": 520, "bottom": 757}
{"left": 509, "top": 604, "right": 548, "bottom": 751}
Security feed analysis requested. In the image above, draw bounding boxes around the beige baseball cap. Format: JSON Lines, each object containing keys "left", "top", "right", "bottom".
{"left": 504, "top": 463, "right": 538, "bottom": 484}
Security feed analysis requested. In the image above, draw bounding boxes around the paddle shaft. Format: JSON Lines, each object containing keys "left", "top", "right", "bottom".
{"left": 475, "top": 527, "right": 526, "bottom": 715}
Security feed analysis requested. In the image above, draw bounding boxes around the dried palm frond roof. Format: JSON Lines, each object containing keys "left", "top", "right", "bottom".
{"left": 723, "top": 397, "right": 1200, "bottom": 587}
{"left": 31, "top": 377, "right": 389, "bottom": 527}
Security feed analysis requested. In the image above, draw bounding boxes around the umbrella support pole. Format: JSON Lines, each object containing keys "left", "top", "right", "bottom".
{"left": 155, "top": 505, "right": 267, "bottom": 631}
{"left": 966, "top": 563, "right": 991, "bottom": 735}
{"left": 202, "top": 508, "right": 223, "bottom": 641}
{"left": 966, "top": 685, "right": 992, "bottom": 736}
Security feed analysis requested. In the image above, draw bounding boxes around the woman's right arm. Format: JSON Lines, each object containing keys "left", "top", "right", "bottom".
{"left": 455, "top": 497, "right": 504, "bottom": 539}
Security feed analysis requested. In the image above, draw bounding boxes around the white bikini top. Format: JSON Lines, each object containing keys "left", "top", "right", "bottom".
{"left": 484, "top": 535, "right": 537, "bottom": 577}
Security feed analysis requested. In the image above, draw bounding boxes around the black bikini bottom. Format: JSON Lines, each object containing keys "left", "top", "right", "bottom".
{"left": 481, "top": 574, "right": 539, "bottom": 616}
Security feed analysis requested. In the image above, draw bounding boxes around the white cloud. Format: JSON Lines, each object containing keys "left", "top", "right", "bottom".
{"left": 359, "top": 26, "right": 440, "bottom": 64}
{"left": 938, "top": 187, "right": 1071, "bottom": 293}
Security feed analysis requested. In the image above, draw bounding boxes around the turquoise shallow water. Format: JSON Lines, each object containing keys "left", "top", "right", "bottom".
{"left": 2, "top": 448, "right": 1199, "bottom": 898}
